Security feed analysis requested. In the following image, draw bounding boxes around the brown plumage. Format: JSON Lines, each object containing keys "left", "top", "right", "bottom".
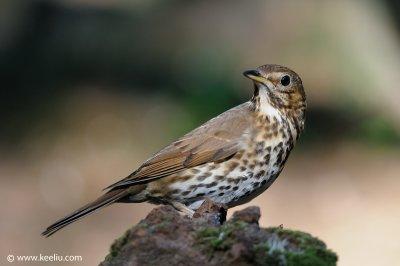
{"left": 42, "top": 64, "right": 306, "bottom": 237}
{"left": 104, "top": 104, "right": 251, "bottom": 189}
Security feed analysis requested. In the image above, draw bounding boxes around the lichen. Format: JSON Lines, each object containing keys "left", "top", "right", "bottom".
{"left": 252, "top": 227, "right": 338, "bottom": 266}
{"left": 253, "top": 243, "right": 286, "bottom": 266}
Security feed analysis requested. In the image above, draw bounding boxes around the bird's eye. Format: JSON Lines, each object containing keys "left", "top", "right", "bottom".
{"left": 280, "top": 75, "right": 291, "bottom": 86}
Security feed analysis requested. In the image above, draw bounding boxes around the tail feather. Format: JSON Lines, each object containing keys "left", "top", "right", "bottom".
{"left": 42, "top": 189, "right": 128, "bottom": 237}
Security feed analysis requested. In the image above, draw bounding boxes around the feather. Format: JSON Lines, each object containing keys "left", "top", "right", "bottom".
{"left": 104, "top": 102, "right": 253, "bottom": 190}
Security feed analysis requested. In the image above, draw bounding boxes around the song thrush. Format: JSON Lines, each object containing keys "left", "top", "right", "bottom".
{"left": 43, "top": 64, "right": 306, "bottom": 236}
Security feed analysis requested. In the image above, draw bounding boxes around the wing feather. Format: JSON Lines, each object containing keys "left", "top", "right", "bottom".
{"left": 105, "top": 102, "right": 253, "bottom": 190}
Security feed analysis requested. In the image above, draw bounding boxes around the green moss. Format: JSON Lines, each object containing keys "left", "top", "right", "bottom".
{"left": 253, "top": 227, "right": 338, "bottom": 266}
{"left": 286, "top": 248, "right": 337, "bottom": 266}
{"left": 195, "top": 221, "right": 246, "bottom": 252}
{"left": 105, "top": 229, "right": 131, "bottom": 261}
{"left": 267, "top": 227, "right": 326, "bottom": 249}
{"left": 253, "top": 243, "right": 285, "bottom": 266}
{"left": 148, "top": 220, "right": 170, "bottom": 232}
{"left": 196, "top": 224, "right": 337, "bottom": 265}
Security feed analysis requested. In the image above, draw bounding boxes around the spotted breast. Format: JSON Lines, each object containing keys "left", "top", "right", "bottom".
{"left": 145, "top": 95, "right": 302, "bottom": 210}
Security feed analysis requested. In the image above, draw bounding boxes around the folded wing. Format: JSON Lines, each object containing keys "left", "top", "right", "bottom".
{"left": 105, "top": 102, "right": 253, "bottom": 190}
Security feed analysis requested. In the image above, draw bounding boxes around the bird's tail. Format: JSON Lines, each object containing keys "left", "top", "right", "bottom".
{"left": 42, "top": 188, "right": 129, "bottom": 237}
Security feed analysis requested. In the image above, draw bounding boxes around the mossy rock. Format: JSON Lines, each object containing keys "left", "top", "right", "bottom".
{"left": 101, "top": 204, "right": 338, "bottom": 266}
{"left": 253, "top": 228, "right": 337, "bottom": 266}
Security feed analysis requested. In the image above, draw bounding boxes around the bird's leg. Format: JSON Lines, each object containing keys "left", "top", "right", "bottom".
{"left": 170, "top": 201, "right": 195, "bottom": 217}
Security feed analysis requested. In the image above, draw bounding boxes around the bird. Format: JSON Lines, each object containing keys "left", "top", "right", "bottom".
{"left": 42, "top": 64, "right": 306, "bottom": 237}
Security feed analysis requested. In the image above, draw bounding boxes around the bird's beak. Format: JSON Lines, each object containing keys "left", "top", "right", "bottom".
{"left": 243, "top": 69, "right": 266, "bottom": 84}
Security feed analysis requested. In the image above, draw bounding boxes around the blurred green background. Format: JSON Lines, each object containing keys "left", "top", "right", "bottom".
{"left": 1, "top": 1, "right": 400, "bottom": 265}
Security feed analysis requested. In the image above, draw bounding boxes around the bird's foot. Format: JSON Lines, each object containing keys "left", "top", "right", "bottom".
{"left": 170, "top": 201, "right": 195, "bottom": 217}
{"left": 193, "top": 198, "right": 227, "bottom": 225}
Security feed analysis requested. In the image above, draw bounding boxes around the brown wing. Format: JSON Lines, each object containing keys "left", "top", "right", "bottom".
{"left": 105, "top": 102, "right": 253, "bottom": 190}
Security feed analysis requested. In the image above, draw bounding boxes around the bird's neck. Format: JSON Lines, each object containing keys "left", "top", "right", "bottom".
{"left": 251, "top": 92, "right": 306, "bottom": 141}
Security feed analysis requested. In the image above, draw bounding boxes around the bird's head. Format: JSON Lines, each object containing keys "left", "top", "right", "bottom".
{"left": 243, "top": 64, "right": 306, "bottom": 113}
